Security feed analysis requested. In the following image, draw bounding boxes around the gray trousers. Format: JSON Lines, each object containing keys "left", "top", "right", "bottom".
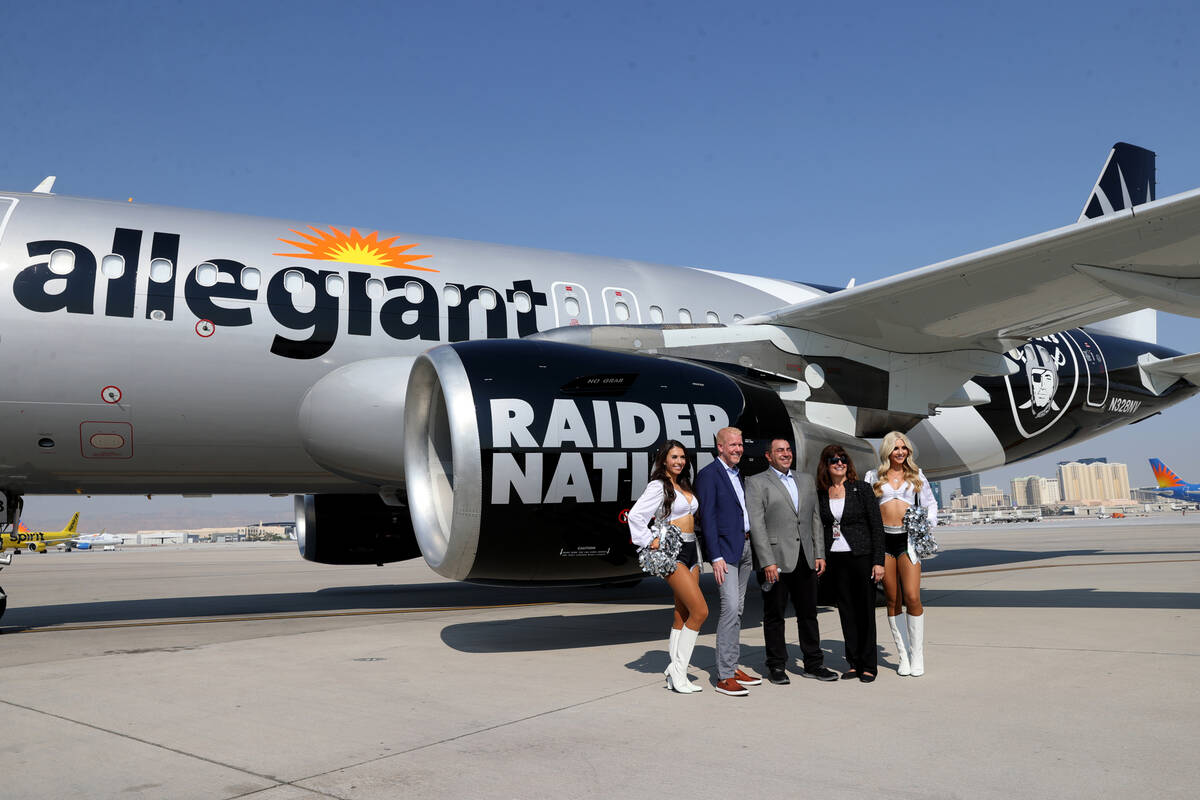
{"left": 715, "top": 537, "right": 754, "bottom": 680}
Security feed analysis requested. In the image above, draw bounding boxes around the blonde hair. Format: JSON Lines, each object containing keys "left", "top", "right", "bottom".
{"left": 715, "top": 426, "right": 743, "bottom": 445}
{"left": 872, "top": 431, "right": 923, "bottom": 497}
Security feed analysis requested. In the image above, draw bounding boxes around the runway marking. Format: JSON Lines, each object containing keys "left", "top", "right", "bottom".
{"left": 927, "top": 556, "right": 1200, "bottom": 578}
{"left": 0, "top": 601, "right": 559, "bottom": 634}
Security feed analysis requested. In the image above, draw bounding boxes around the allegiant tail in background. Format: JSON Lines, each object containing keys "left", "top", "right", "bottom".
{"left": 1148, "top": 459, "right": 1200, "bottom": 502}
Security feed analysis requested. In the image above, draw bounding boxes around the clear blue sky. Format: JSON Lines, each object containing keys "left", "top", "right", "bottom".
{"left": 5, "top": 1, "right": 1200, "bottom": 528}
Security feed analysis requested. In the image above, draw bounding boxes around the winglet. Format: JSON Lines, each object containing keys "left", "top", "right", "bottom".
{"left": 1079, "top": 143, "right": 1155, "bottom": 222}
{"left": 32, "top": 176, "right": 56, "bottom": 194}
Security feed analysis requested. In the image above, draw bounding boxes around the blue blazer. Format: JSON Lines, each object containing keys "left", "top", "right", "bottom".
{"left": 696, "top": 458, "right": 748, "bottom": 565}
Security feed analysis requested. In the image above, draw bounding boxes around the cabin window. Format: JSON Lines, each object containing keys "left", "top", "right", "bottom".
{"left": 195, "top": 262, "right": 218, "bottom": 288}
{"left": 732, "top": 313, "right": 744, "bottom": 323}
{"left": 283, "top": 270, "right": 304, "bottom": 294}
{"left": 706, "top": 311, "right": 720, "bottom": 324}
{"left": 615, "top": 301, "right": 630, "bottom": 321}
{"left": 513, "top": 291, "right": 532, "bottom": 313}
{"left": 101, "top": 254, "right": 125, "bottom": 279}
{"left": 678, "top": 308, "right": 692, "bottom": 324}
{"left": 48, "top": 249, "right": 75, "bottom": 275}
{"left": 649, "top": 305, "right": 664, "bottom": 323}
{"left": 444, "top": 285, "right": 462, "bottom": 306}
{"left": 405, "top": 281, "right": 425, "bottom": 303}
{"left": 325, "top": 273, "right": 344, "bottom": 297}
{"left": 565, "top": 297, "right": 581, "bottom": 317}
{"left": 478, "top": 287, "right": 498, "bottom": 310}
{"left": 240, "top": 267, "right": 261, "bottom": 291}
{"left": 149, "top": 258, "right": 173, "bottom": 283}
{"left": 366, "top": 278, "right": 385, "bottom": 299}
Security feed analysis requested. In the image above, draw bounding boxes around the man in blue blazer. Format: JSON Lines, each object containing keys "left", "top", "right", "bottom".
{"left": 696, "top": 427, "right": 763, "bottom": 696}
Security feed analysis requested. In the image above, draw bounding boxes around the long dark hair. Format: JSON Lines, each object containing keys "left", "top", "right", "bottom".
{"left": 816, "top": 444, "right": 858, "bottom": 490}
{"left": 649, "top": 439, "right": 694, "bottom": 512}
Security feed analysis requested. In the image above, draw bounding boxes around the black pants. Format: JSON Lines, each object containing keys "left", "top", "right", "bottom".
{"left": 827, "top": 552, "right": 878, "bottom": 673}
{"left": 763, "top": 565, "right": 822, "bottom": 671}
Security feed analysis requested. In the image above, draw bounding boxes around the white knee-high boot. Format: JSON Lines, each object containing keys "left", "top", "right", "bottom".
{"left": 667, "top": 627, "right": 701, "bottom": 693}
{"left": 664, "top": 628, "right": 679, "bottom": 678}
{"left": 887, "top": 614, "right": 912, "bottom": 676}
{"left": 907, "top": 613, "right": 925, "bottom": 677}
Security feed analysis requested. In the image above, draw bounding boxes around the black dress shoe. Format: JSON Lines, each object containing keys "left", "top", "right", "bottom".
{"left": 802, "top": 666, "right": 839, "bottom": 682}
{"left": 767, "top": 668, "right": 791, "bottom": 685}
{"left": 859, "top": 672, "right": 877, "bottom": 683}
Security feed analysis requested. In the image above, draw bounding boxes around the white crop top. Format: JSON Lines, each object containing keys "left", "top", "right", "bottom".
{"left": 864, "top": 469, "right": 938, "bottom": 526}
{"left": 627, "top": 480, "right": 700, "bottom": 548}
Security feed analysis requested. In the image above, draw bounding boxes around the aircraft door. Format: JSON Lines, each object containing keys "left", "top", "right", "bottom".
{"left": 1070, "top": 329, "right": 1110, "bottom": 408}
{"left": 550, "top": 282, "right": 592, "bottom": 327}
{"left": 601, "top": 287, "right": 641, "bottom": 324}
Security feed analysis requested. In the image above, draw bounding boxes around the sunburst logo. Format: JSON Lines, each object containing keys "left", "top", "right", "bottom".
{"left": 274, "top": 226, "right": 437, "bottom": 272}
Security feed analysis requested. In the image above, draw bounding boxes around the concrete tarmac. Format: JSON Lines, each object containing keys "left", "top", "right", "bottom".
{"left": 1, "top": 518, "right": 1198, "bottom": 799}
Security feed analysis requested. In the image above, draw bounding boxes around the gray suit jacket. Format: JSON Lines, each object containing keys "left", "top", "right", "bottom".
{"left": 746, "top": 468, "right": 824, "bottom": 573}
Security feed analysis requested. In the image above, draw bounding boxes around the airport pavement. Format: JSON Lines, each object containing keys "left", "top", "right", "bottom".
{"left": 1, "top": 519, "right": 1198, "bottom": 799}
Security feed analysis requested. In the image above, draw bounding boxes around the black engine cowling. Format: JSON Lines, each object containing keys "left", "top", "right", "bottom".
{"left": 402, "top": 339, "right": 792, "bottom": 584}
{"left": 295, "top": 493, "right": 423, "bottom": 565}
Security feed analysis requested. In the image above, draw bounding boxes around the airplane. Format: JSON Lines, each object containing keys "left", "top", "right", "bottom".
{"left": 1, "top": 513, "right": 81, "bottom": 553}
{"left": 2, "top": 140, "right": 1200, "bottom": 615}
{"left": 62, "top": 529, "right": 125, "bottom": 550}
{"left": 1146, "top": 458, "right": 1200, "bottom": 502}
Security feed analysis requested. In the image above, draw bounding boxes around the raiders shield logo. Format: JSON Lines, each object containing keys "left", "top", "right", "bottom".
{"left": 1003, "top": 334, "right": 1079, "bottom": 437}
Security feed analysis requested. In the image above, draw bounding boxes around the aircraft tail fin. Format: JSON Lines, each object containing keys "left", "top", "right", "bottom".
{"left": 1079, "top": 142, "right": 1156, "bottom": 222}
{"left": 1149, "top": 458, "right": 1185, "bottom": 488}
{"left": 66, "top": 512, "right": 80, "bottom": 534}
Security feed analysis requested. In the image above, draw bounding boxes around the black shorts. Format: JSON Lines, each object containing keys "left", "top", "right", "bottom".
{"left": 884, "top": 532, "right": 908, "bottom": 558}
{"left": 676, "top": 539, "right": 699, "bottom": 569}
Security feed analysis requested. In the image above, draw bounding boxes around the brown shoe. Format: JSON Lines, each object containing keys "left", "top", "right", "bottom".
{"left": 715, "top": 678, "right": 749, "bottom": 696}
{"left": 734, "top": 668, "right": 763, "bottom": 686}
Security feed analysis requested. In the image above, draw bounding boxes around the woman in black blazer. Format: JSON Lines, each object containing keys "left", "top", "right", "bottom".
{"left": 816, "top": 444, "right": 885, "bottom": 682}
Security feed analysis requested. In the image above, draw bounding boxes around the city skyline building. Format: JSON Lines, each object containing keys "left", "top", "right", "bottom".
{"left": 1057, "top": 461, "right": 1131, "bottom": 503}
{"left": 1011, "top": 475, "right": 1062, "bottom": 507}
{"left": 960, "top": 473, "right": 981, "bottom": 497}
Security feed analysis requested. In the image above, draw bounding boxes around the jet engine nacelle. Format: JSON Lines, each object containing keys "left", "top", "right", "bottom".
{"left": 295, "top": 493, "right": 423, "bottom": 565}
{"left": 402, "top": 339, "right": 793, "bottom": 584}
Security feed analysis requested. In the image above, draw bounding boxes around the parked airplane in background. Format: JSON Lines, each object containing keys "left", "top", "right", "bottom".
{"left": 1, "top": 513, "right": 80, "bottom": 553}
{"left": 3, "top": 142, "right": 1200, "bottom": 613}
{"left": 1147, "top": 458, "right": 1200, "bottom": 502}
{"left": 63, "top": 529, "right": 124, "bottom": 550}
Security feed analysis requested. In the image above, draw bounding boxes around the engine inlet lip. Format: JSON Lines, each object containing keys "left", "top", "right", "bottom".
{"left": 403, "top": 345, "right": 482, "bottom": 580}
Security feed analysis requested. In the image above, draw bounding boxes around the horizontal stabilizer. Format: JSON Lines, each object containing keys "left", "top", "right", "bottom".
{"left": 1138, "top": 351, "right": 1200, "bottom": 394}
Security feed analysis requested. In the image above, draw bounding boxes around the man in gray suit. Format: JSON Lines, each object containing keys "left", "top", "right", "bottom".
{"left": 746, "top": 438, "right": 838, "bottom": 684}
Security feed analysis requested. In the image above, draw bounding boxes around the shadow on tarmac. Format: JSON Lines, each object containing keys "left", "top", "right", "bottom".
{"left": 0, "top": 579, "right": 672, "bottom": 631}
{"left": 924, "top": 546, "right": 1200, "bottom": 572}
{"left": 6, "top": 545, "right": 1194, "bottom": 634}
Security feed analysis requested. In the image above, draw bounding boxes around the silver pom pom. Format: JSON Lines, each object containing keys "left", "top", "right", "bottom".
{"left": 903, "top": 506, "right": 940, "bottom": 559}
{"left": 638, "top": 520, "right": 684, "bottom": 578}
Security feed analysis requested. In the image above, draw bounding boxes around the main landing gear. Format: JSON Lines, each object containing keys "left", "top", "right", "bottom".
{"left": 0, "top": 490, "right": 24, "bottom": 622}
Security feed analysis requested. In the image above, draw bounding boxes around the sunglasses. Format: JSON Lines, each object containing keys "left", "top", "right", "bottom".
{"left": 826, "top": 456, "right": 847, "bottom": 466}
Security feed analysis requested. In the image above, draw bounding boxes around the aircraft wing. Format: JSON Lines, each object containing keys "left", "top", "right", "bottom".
{"left": 742, "top": 187, "right": 1200, "bottom": 354}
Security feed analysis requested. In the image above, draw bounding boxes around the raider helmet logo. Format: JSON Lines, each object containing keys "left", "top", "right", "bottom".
{"left": 1003, "top": 334, "right": 1079, "bottom": 438}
